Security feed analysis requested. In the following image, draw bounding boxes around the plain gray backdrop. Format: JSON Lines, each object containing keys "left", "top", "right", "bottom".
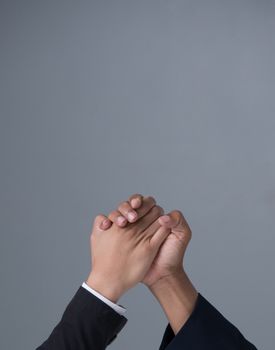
{"left": 1, "top": 1, "right": 274, "bottom": 349}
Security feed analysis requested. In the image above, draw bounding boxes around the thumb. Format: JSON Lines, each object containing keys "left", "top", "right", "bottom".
{"left": 158, "top": 210, "right": 192, "bottom": 242}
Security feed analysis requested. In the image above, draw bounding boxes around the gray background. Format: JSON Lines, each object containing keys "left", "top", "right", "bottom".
{"left": 0, "top": 0, "right": 274, "bottom": 349}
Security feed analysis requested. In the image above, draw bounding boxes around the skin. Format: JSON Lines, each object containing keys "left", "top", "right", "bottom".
{"left": 86, "top": 193, "right": 198, "bottom": 334}
{"left": 86, "top": 200, "right": 171, "bottom": 303}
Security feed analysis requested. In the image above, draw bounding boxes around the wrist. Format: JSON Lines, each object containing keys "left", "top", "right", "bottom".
{"left": 149, "top": 269, "right": 198, "bottom": 334}
{"left": 149, "top": 268, "right": 198, "bottom": 308}
{"left": 148, "top": 267, "right": 187, "bottom": 291}
{"left": 86, "top": 272, "right": 125, "bottom": 303}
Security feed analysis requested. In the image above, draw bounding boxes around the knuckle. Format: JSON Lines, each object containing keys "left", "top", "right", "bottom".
{"left": 118, "top": 201, "right": 129, "bottom": 211}
{"left": 174, "top": 209, "right": 183, "bottom": 218}
{"left": 153, "top": 205, "right": 163, "bottom": 215}
{"left": 147, "top": 196, "right": 156, "bottom": 205}
{"left": 108, "top": 210, "right": 119, "bottom": 221}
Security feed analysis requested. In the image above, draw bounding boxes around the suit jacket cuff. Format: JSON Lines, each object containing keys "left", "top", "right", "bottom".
{"left": 37, "top": 286, "right": 128, "bottom": 349}
{"left": 158, "top": 293, "right": 257, "bottom": 350}
{"left": 73, "top": 286, "right": 128, "bottom": 347}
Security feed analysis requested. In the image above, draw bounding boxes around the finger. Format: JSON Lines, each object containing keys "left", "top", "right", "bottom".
{"left": 92, "top": 214, "right": 112, "bottom": 232}
{"left": 128, "top": 193, "right": 143, "bottom": 209}
{"left": 117, "top": 201, "right": 138, "bottom": 223}
{"left": 150, "top": 226, "right": 171, "bottom": 250}
{"left": 138, "top": 215, "right": 170, "bottom": 248}
{"left": 135, "top": 205, "right": 165, "bottom": 232}
{"left": 133, "top": 196, "right": 156, "bottom": 221}
{"left": 115, "top": 196, "right": 156, "bottom": 224}
{"left": 158, "top": 210, "right": 192, "bottom": 242}
{"left": 108, "top": 210, "right": 128, "bottom": 227}
{"left": 139, "top": 213, "right": 165, "bottom": 238}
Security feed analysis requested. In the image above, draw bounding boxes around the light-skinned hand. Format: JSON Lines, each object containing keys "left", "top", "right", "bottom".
{"left": 100, "top": 193, "right": 192, "bottom": 288}
{"left": 86, "top": 196, "right": 171, "bottom": 302}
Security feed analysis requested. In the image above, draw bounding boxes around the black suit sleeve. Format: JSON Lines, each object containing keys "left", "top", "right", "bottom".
{"left": 36, "top": 286, "right": 128, "bottom": 350}
{"left": 159, "top": 293, "right": 257, "bottom": 350}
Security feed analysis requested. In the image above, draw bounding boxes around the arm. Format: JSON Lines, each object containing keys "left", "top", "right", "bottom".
{"left": 110, "top": 197, "right": 257, "bottom": 350}
{"left": 149, "top": 270, "right": 198, "bottom": 335}
{"left": 36, "top": 194, "right": 169, "bottom": 349}
{"left": 72, "top": 194, "right": 258, "bottom": 350}
{"left": 150, "top": 270, "right": 257, "bottom": 350}
{"left": 36, "top": 286, "right": 127, "bottom": 350}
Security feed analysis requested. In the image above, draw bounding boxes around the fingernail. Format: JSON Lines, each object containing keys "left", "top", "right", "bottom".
{"left": 127, "top": 211, "right": 137, "bottom": 222}
{"left": 102, "top": 219, "right": 110, "bottom": 226}
{"left": 100, "top": 219, "right": 109, "bottom": 230}
{"left": 160, "top": 215, "right": 170, "bottom": 223}
{"left": 117, "top": 216, "right": 126, "bottom": 225}
{"left": 99, "top": 219, "right": 109, "bottom": 230}
{"left": 131, "top": 198, "right": 140, "bottom": 207}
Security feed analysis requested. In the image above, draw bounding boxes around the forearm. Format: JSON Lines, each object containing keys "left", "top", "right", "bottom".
{"left": 149, "top": 270, "right": 198, "bottom": 335}
{"left": 153, "top": 272, "right": 258, "bottom": 350}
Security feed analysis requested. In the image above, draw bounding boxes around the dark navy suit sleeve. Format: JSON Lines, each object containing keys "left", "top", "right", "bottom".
{"left": 159, "top": 293, "right": 257, "bottom": 350}
{"left": 36, "top": 286, "right": 128, "bottom": 350}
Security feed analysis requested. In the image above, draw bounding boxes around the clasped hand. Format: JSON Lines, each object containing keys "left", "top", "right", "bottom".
{"left": 86, "top": 194, "right": 192, "bottom": 303}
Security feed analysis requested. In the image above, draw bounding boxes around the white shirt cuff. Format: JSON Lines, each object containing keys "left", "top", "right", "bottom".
{"left": 81, "top": 282, "right": 127, "bottom": 316}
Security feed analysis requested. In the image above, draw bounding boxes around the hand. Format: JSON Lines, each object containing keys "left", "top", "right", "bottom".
{"left": 100, "top": 193, "right": 192, "bottom": 288}
{"left": 86, "top": 195, "right": 171, "bottom": 302}
{"left": 99, "top": 193, "right": 198, "bottom": 334}
{"left": 142, "top": 209, "right": 192, "bottom": 288}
